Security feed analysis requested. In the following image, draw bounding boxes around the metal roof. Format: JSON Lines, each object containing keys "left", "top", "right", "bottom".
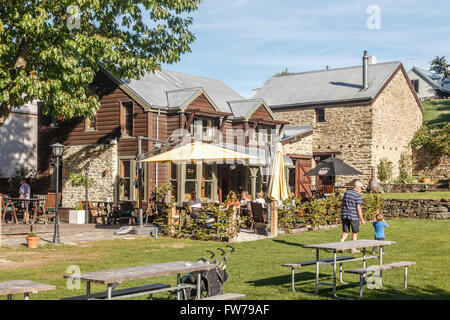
{"left": 254, "top": 61, "right": 402, "bottom": 108}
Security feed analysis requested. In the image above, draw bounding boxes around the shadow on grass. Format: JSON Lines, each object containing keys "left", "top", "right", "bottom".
{"left": 271, "top": 239, "right": 306, "bottom": 247}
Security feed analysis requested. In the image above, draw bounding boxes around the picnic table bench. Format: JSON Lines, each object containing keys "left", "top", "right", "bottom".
{"left": 282, "top": 256, "right": 356, "bottom": 292}
{"left": 345, "top": 261, "right": 416, "bottom": 299}
{"left": 63, "top": 261, "right": 218, "bottom": 300}
{"left": 0, "top": 280, "right": 55, "bottom": 300}
{"left": 201, "top": 293, "right": 246, "bottom": 300}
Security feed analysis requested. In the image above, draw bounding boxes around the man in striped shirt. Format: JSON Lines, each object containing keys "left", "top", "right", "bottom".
{"left": 340, "top": 181, "right": 366, "bottom": 253}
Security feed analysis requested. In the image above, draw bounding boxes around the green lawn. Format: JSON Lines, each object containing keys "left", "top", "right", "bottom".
{"left": 0, "top": 219, "right": 449, "bottom": 300}
{"left": 422, "top": 99, "right": 450, "bottom": 128}
{"left": 380, "top": 192, "right": 450, "bottom": 199}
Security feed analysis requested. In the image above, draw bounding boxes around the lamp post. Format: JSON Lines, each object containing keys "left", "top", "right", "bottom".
{"left": 50, "top": 142, "right": 64, "bottom": 244}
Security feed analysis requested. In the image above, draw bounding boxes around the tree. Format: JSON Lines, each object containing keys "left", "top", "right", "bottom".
{"left": 0, "top": 0, "right": 202, "bottom": 127}
{"left": 429, "top": 56, "right": 450, "bottom": 78}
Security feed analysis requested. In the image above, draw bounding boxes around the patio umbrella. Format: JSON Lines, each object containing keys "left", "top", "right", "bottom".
{"left": 140, "top": 141, "right": 256, "bottom": 163}
{"left": 267, "top": 143, "right": 289, "bottom": 201}
{"left": 304, "top": 157, "right": 362, "bottom": 196}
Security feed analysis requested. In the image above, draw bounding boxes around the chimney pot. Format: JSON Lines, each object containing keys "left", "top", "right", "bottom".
{"left": 362, "top": 51, "right": 369, "bottom": 89}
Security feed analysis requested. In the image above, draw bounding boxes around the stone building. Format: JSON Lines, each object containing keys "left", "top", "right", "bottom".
{"left": 254, "top": 52, "right": 424, "bottom": 190}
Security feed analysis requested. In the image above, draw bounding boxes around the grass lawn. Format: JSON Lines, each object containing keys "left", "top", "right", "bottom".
{"left": 379, "top": 192, "right": 450, "bottom": 199}
{"left": 422, "top": 99, "right": 450, "bottom": 128}
{"left": 0, "top": 219, "right": 449, "bottom": 300}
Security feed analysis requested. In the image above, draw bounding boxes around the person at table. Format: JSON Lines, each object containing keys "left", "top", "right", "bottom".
{"left": 19, "top": 179, "right": 31, "bottom": 223}
{"left": 187, "top": 189, "right": 202, "bottom": 219}
{"left": 253, "top": 192, "right": 266, "bottom": 208}
{"left": 226, "top": 191, "right": 241, "bottom": 212}
{"left": 340, "top": 180, "right": 366, "bottom": 253}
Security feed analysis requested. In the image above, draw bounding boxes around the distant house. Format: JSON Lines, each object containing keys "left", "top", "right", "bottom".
{"left": 407, "top": 67, "right": 450, "bottom": 100}
{"left": 0, "top": 100, "right": 39, "bottom": 179}
{"left": 37, "top": 67, "right": 313, "bottom": 207}
{"left": 255, "top": 52, "right": 424, "bottom": 191}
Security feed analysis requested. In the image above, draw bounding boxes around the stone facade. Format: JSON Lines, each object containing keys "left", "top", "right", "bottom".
{"left": 382, "top": 198, "right": 450, "bottom": 219}
{"left": 61, "top": 144, "right": 118, "bottom": 208}
{"left": 283, "top": 133, "right": 313, "bottom": 156}
{"left": 371, "top": 71, "right": 423, "bottom": 177}
{"left": 412, "top": 148, "right": 450, "bottom": 180}
{"left": 274, "top": 69, "right": 423, "bottom": 186}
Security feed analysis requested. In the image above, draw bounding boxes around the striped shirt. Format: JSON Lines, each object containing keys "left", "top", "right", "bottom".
{"left": 341, "top": 189, "right": 362, "bottom": 221}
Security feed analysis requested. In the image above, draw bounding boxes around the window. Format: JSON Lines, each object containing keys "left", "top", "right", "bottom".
{"left": 316, "top": 108, "right": 325, "bottom": 123}
{"left": 411, "top": 80, "right": 419, "bottom": 93}
{"left": 121, "top": 102, "right": 134, "bottom": 136}
{"left": 201, "top": 164, "right": 213, "bottom": 200}
{"left": 85, "top": 115, "right": 96, "bottom": 131}
{"left": 119, "top": 158, "right": 146, "bottom": 201}
{"left": 190, "top": 117, "right": 215, "bottom": 141}
{"left": 249, "top": 125, "right": 272, "bottom": 146}
{"left": 184, "top": 164, "right": 197, "bottom": 201}
{"left": 170, "top": 163, "right": 178, "bottom": 202}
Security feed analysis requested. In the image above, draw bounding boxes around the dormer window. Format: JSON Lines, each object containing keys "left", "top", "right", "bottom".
{"left": 190, "top": 117, "right": 215, "bottom": 141}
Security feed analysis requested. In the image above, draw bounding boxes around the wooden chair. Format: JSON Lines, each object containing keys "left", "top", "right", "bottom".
{"left": 1, "top": 194, "right": 19, "bottom": 224}
{"left": 80, "top": 201, "right": 107, "bottom": 224}
{"left": 118, "top": 201, "right": 136, "bottom": 225}
{"left": 249, "top": 202, "right": 267, "bottom": 229}
{"left": 32, "top": 193, "right": 61, "bottom": 224}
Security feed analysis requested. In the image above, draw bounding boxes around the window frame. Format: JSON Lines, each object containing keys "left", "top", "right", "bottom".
{"left": 120, "top": 101, "right": 134, "bottom": 137}
{"left": 315, "top": 108, "right": 326, "bottom": 123}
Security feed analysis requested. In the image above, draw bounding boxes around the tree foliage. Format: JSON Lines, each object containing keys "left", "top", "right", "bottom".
{"left": 429, "top": 56, "right": 450, "bottom": 78}
{"left": 410, "top": 124, "right": 450, "bottom": 156}
{"left": 0, "top": 0, "right": 202, "bottom": 124}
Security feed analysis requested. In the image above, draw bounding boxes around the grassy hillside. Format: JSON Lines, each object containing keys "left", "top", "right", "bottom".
{"left": 422, "top": 99, "right": 450, "bottom": 128}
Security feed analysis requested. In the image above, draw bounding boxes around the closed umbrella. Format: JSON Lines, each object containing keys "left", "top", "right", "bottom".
{"left": 267, "top": 143, "right": 289, "bottom": 201}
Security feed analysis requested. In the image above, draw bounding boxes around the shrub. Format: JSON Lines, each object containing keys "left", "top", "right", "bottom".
{"left": 277, "top": 198, "right": 300, "bottom": 234}
{"left": 377, "top": 158, "right": 393, "bottom": 183}
{"left": 410, "top": 124, "right": 450, "bottom": 156}
{"left": 363, "top": 193, "right": 384, "bottom": 221}
{"left": 395, "top": 152, "right": 414, "bottom": 184}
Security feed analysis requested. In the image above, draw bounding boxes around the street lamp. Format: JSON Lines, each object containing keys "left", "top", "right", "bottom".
{"left": 50, "top": 142, "right": 64, "bottom": 244}
{"left": 84, "top": 167, "right": 89, "bottom": 224}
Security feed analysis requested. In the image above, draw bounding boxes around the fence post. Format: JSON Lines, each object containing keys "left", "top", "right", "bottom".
{"left": 270, "top": 201, "right": 278, "bottom": 237}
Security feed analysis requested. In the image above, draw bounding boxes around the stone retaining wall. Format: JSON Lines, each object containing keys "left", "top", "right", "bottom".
{"left": 381, "top": 181, "right": 449, "bottom": 193}
{"left": 382, "top": 198, "right": 450, "bottom": 219}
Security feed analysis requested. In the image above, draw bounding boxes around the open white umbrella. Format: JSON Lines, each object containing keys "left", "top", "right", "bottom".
{"left": 140, "top": 141, "right": 256, "bottom": 163}
{"left": 267, "top": 142, "right": 289, "bottom": 201}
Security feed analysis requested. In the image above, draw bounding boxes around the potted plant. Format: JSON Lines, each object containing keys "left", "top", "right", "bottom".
{"left": 26, "top": 232, "right": 40, "bottom": 248}
{"left": 69, "top": 203, "right": 86, "bottom": 224}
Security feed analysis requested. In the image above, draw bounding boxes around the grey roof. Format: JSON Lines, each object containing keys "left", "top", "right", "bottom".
{"left": 227, "top": 98, "right": 265, "bottom": 119}
{"left": 410, "top": 67, "right": 450, "bottom": 93}
{"left": 254, "top": 61, "right": 402, "bottom": 108}
{"left": 281, "top": 126, "right": 313, "bottom": 141}
{"left": 117, "top": 69, "right": 243, "bottom": 113}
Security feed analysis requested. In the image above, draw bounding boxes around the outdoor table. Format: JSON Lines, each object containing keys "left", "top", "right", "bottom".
{"left": 3, "top": 198, "right": 40, "bottom": 224}
{"left": 64, "top": 261, "right": 218, "bottom": 300}
{"left": 302, "top": 239, "right": 395, "bottom": 298}
{"left": 0, "top": 280, "right": 56, "bottom": 300}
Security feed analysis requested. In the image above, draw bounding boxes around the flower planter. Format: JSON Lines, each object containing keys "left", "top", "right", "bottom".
{"left": 26, "top": 236, "right": 40, "bottom": 249}
{"left": 69, "top": 210, "right": 86, "bottom": 224}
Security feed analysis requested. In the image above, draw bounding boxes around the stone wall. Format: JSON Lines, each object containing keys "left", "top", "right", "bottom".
{"left": 61, "top": 144, "right": 118, "bottom": 208}
{"left": 412, "top": 148, "right": 450, "bottom": 180}
{"left": 371, "top": 70, "right": 423, "bottom": 178}
{"left": 381, "top": 181, "right": 449, "bottom": 193}
{"left": 382, "top": 198, "right": 450, "bottom": 219}
{"left": 283, "top": 133, "right": 313, "bottom": 156}
{"left": 276, "top": 105, "right": 373, "bottom": 186}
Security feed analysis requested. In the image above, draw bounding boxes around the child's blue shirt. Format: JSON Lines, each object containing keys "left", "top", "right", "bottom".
{"left": 373, "top": 220, "right": 388, "bottom": 239}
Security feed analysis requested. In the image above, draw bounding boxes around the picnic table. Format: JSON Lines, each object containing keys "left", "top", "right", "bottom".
{"left": 63, "top": 261, "right": 218, "bottom": 300}
{"left": 0, "top": 280, "right": 56, "bottom": 300}
{"left": 301, "top": 239, "right": 395, "bottom": 298}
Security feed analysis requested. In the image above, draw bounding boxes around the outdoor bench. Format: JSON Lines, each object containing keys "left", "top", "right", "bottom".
{"left": 0, "top": 280, "right": 56, "bottom": 300}
{"left": 60, "top": 283, "right": 171, "bottom": 300}
{"left": 200, "top": 293, "right": 246, "bottom": 300}
{"left": 282, "top": 256, "right": 355, "bottom": 292}
{"left": 344, "top": 261, "right": 416, "bottom": 299}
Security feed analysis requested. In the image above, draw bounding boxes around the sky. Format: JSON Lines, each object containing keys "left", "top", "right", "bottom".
{"left": 162, "top": 0, "right": 450, "bottom": 98}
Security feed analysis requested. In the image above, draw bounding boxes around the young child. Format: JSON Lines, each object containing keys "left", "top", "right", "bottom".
{"left": 372, "top": 213, "right": 388, "bottom": 254}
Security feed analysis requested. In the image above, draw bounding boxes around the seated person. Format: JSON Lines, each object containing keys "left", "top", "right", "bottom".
{"left": 187, "top": 190, "right": 202, "bottom": 218}
{"left": 226, "top": 191, "right": 241, "bottom": 212}
{"left": 240, "top": 191, "right": 250, "bottom": 207}
{"left": 253, "top": 192, "right": 266, "bottom": 208}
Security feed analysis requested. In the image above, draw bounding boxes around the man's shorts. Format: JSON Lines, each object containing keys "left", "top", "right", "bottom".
{"left": 341, "top": 218, "right": 360, "bottom": 233}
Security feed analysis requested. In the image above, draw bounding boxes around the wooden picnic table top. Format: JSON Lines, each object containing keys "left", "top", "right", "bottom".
{"left": 302, "top": 239, "right": 395, "bottom": 252}
{"left": 0, "top": 280, "right": 56, "bottom": 295}
{"left": 64, "top": 261, "right": 218, "bottom": 285}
